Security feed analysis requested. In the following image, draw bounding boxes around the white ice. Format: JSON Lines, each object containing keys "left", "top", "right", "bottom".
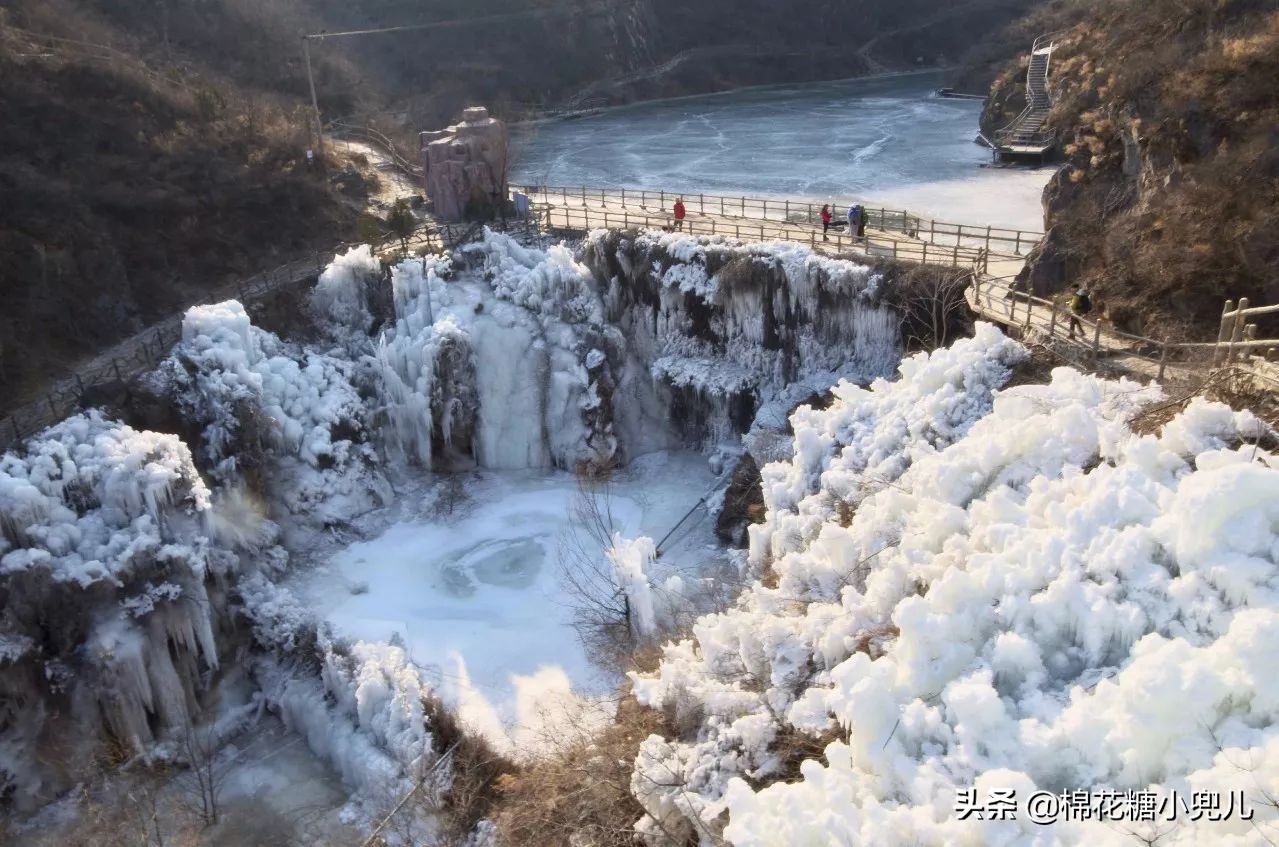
{"left": 291, "top": 451, "right": 723, "bottom": 756}
{"left": 513, "top": 72, "right": 1055, "bottom": 232}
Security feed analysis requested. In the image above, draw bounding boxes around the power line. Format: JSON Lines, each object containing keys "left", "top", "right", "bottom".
{"left": 300, "top": 5, "right": 584, "bottom": 165}
{"left": 303, "top": 7, "right": 574, "bottom": 41}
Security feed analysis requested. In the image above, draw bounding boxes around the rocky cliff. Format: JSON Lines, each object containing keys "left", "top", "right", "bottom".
{"left": 979, "top": 0, "right": 1279, "bottom": 340}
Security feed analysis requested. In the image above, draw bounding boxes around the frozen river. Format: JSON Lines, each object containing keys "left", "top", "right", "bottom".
{"left": 511, "top": 71, "right": 1055, "bottom": 231}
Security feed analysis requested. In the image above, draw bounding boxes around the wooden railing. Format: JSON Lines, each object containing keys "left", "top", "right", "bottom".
{"left": 0, "top": 220, "right": 487, "bottom": 451}
{"left": 514, "top": 183, "right": 1043, "bottom": 257}
{"left": 538, "top": 203, "right": 991, "bottom": 272}
{"left": 329, "top": 122, "right": 424, "bottom": 180}
{"left": 972, "top": 275, "right": 1279, "bottom": 381}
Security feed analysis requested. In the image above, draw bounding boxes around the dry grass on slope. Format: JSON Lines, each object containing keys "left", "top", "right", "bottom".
{"left": 984, "top": 0, "right": 1279, "bottom": 340}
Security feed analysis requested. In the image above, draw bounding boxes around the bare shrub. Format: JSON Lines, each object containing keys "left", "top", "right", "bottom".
{"left": 421, "top": 695, "right": 517, "bottom": 844}
{"left": 174, "top": 723, "right": 230, "bottom": 828}
{"left": 887, "top": 264, "right": 974, "bottom": 351}
{"left": 492, "top": 688, "right": 674, "bottom": 847}
{"left": 558, "top": 471, "right": 638, "bottom": 669}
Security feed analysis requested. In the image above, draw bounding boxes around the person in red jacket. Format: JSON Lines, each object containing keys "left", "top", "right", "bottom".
{"left": 673, "top": 197, "right": 687, "bottom": 230}
{"left": 820, "top": 204, "right": 833, "bottom": 241}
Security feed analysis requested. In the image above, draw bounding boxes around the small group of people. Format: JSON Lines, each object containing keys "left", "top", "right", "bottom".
{"left": 820, "top": 204, "right": 867, "bottom": 242}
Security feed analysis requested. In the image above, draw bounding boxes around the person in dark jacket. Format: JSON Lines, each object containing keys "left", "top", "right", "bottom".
{"left": 856, "top": 204, "right": 867, "bottom": 237}
{"left": 847, "top": 204, "right": 860, "bottom": 240}
{"left": 821, "top": 205, "right": 833, "bottom": 241}
{"left": 1068, "top": 287, "right": 1092, "bottom": 339}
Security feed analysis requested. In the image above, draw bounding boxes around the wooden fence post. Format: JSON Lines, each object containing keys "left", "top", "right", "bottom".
{"left": 1157, "top": 340, "right": 1170, "bottom": 381}
{"left": 1228, "top": 297, "right": 1250, "bottom": 364}
{"left": 1213, "top": 299, "right": 1235, "bottom": 367}
{"left": 1049, "top": 300, "right": 1058, "bottom": 337}
{"left": 1091, "top": 320, "right": 1103, "bottom": 362}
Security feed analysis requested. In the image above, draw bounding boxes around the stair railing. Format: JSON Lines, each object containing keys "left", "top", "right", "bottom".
{"left": 993, "top": 31, "right": 1069, "bottom": 147}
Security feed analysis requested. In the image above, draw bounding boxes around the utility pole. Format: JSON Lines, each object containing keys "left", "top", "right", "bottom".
{"left": 302, "top": 35, "right": 325, "bottom": 162}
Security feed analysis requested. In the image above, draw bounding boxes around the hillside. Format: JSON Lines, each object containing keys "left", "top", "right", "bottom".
{"left": 977, "top": 0, "right": 1279, "bottom": 340}
{"left": 0, "top": 0, "right": 1045, "bottom": 413}
{"left": 0, "top": 7, "right": 365, "bottom": 410}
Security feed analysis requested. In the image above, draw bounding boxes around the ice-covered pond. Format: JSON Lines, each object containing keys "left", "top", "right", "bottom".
{"left": 291, "top": 452, "right": 726, "bottom": 752}
{"left": 512, "top": 70, "right": 1055, "bottom": 231}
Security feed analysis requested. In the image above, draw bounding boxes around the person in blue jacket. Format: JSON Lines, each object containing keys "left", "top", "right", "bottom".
{"left": 847, "top": 204, "right": 861, "bottom": 240}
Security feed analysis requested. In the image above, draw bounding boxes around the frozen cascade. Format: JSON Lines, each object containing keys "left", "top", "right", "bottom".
{"left": 357, "top": 228, "right": 911, "bottom": 471}
{"left": 0, "top": 414, "right": 232, "bottom": 809}
{"left": 582, "top": 229, "right": 905, "bottom": 451}
{"left": 365, "top": 232, "right": 617, "bottom": 471}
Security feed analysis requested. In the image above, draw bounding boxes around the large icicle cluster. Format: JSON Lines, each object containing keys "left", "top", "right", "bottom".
{"left": 628, "top": 324, "right": 1279, "bottom": 845}
{"left": 159, "top": 298, "right": 391, "bottom": 525}
{"left": 581, "top": 229, "right": 903, "bottom": 450}
{"left": 369, "top": 231, "right": 623, "bottom": 470}
{"left": 0, "top": 413, "right": 226, "bottom": 808}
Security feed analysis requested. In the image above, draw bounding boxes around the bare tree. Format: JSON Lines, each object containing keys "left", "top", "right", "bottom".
{"left": 897, "top": 268, "right": 973, "bottom": 350}
{"left": 557, "top": 472, "right": 636, "bottom": 665}
{"left": 176, "top": 723, "right": 229, "bottom": 828}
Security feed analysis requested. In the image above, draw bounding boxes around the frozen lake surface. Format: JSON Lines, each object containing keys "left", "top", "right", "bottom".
{"left": 292, "top": 452, "right": 725, "bottom": 752}
{"left": 512, "top": 71, "right": 1055, "bottom": 231}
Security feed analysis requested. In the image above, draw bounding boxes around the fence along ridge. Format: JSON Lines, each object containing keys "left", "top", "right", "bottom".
{"left": 0, "top": 219, "right": 492, "bottom": 450}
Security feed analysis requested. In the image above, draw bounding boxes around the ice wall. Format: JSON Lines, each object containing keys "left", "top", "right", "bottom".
{"left": 365, "top": 233, "right": 622, "bottom": 472}
{"left": 580, "top": 229, "right": 903, "bottom": 452}
{"left": 157, "top": 297, "right": 392, "bottom": 525}
{"left": 312, "top": 229, "right": 908, "bottom": 472}
{"left": 0, "top": 413, "right": 229, "bottom": 809}
{"left": 627, "top": 326, "right": 1279, "bottom": 846}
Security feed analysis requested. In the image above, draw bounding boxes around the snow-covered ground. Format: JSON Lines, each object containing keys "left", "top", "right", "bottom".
{"left": 513, "top": 71, "right": 1055, "bottom": 231}
{"left": 9, "top": 216, "right": 1274, "bottom": 846}
{"left": 290, "top": 452, "right": 726, "bottom": 755}
{"left": 627, "top": 325, "right": 1279, "bottom": 846}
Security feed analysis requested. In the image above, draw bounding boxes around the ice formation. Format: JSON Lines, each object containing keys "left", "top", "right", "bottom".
{"left": 369, "top": 236, "right": 614, "bottom": 470}
{"left": 581, "top": 228, "right": 902, "bottom": 450}
{"left": 346, "top": 228, "right": 905, "bottom": 472}
{"left": 627, "top": 324, "right": 1279, "bottom": 845}
{"left": 0, "top": 413, "right": 224, "bottom": 807}
{"left": 0, "top": 226, "right": 910, "bottom": 821}
{"left": 159, "top": 296, "right": 391, "bottom": 525}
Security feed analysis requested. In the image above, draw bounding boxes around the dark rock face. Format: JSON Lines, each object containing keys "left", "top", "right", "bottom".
{"left": 430, "top": 334, "right": 480, "bottom": 470}
{"left": 716, "top": 452, "right": 764, "bottom": 547}
{"left": 975, "top": 1, "right": 1279, "bottom": 339}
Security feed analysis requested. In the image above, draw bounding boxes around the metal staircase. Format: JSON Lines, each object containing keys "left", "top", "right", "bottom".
{"left": 994, "top": 32, "right": 1063, "bottom": 158}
